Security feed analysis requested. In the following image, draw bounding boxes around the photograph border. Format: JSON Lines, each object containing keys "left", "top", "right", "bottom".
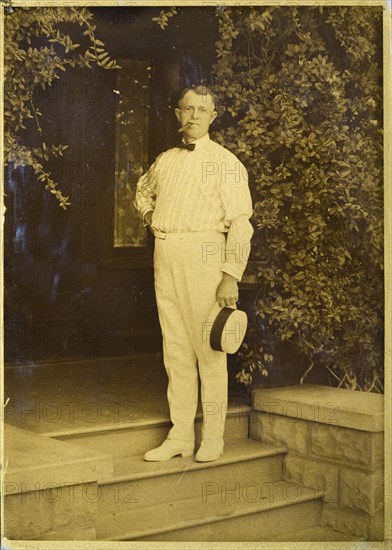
{"left": 1, "top": 0, "right": 391, "bottom": 548}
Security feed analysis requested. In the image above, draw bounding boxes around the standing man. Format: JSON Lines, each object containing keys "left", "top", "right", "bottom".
{"left": 134, "top": 85, "right": 253, "bottom": 462}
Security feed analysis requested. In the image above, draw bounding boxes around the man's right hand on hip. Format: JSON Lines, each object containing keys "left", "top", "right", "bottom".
{"left": 143, "top": 210, "right": 153, "bottom": 230}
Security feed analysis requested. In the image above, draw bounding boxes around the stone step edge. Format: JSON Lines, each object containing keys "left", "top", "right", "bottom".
{"left": 99, "top": 439, "right": 287, "bottom": 485}
{"left": 43, "top": 404, "right": 251, "bottom": 439}
{"left": 3, "top": 424, "right": 114, "bottom": 494}
{"left": 99, "top": 481, "right": 324, "bottom": 541}
{"left": 271, "top": 524, "right": 361, "bottom": 542}
{"left": 4, "top": 351, "right": 162, "bottom": 370}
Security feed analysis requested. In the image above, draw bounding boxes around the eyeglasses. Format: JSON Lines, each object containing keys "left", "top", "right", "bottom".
{"left": 180, "top": 106, "right": 211, "bottom": 115}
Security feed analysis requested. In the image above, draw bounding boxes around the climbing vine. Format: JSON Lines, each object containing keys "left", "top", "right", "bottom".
{"left": 4, "top": 6, "right": 120, "bottom": 208}
{"left": 211, "top": 6, "right": 383, "bottom": 391}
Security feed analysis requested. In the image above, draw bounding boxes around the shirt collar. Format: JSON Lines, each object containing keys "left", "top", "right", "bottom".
{"left": 182, "top": 133, "right": 210, "bottom": 150}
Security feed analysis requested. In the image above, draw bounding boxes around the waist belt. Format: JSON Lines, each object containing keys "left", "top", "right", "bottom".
{"left": 153, "top": 229, "right": 226, "bottom": 240}
{"left": 153, "top": 229, "right": 167, "bottom": 239}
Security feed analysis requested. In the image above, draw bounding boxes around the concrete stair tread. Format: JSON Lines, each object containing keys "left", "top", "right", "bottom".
{"left": 99, "top": 481, "right": 322, "bottom": 541}
{"left": 100, "top": 438, "right": 287, "bottom": 484}
{"left": 273, "top": 524, "right": 362, "bottom": 541}
{"left": 36, "top": 402, "right": 251, "bottom": 439}
{"left": 42, "top": 405, "right": 250, "bottom": 460}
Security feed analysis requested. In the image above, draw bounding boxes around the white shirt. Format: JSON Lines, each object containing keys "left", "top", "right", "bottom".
{"left": 134, "top": 133, "right": 254, "bottom": 280}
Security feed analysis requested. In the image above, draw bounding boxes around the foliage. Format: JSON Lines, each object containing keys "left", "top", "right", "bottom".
{"left": 152, "top": 7, "right": 178, "bottom": 30}
{"left": 211, "top": 6, "right": 384, "bottom": 391}
{"left": 4, "top": 7, "right": 120, "bottom": 208}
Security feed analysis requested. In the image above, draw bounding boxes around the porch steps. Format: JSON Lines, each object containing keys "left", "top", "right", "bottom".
{"left": 46, "top": 404, "right": 328, "bottom": 542}
{"left": 96, "top": 438, "right": 324, "bottom": 542}
{"left": 98, "top": 439, "right": 286, "bottom": 510}
{"left": 99, "top": 481, "right": 322, "bottom": 541}
{"left": 50, "top": 404, "right": 250, "bottom": 459}
{"left": 4, "top": 357, "right": 366, "bottom": 542}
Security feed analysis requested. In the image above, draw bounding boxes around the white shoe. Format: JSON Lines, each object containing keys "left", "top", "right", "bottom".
{"left": 144, "top": 439, "right": 194, "bottom": 462}
{"left": 195, "top": 439, "right": 224, "bottom": 462}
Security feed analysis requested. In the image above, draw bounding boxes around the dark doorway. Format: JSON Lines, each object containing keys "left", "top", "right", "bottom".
{"left": 4, "top": 7, "right": 218, "bottom": 365}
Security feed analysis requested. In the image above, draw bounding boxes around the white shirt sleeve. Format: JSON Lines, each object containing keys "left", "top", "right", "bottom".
{"left": 133, "top": 153, "right": 164, "bottom": 220}
{"left": 222, "top": 216, "right": 254, "bottom": 280}
{"left": 220, "top": 157, "right": 254, "bottom": 280}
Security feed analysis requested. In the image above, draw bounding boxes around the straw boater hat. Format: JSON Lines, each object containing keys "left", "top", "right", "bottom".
{"left": 206, "top": 302, "right": 248, "bottom": 354}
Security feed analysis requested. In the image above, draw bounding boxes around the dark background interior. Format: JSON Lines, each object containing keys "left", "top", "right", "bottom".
{"left": 5, "top": 7, "right": 220, "bottom": 365}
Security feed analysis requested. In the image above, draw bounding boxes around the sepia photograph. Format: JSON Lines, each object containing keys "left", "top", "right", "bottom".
{"left": 1, "top": 0, "right": 390, "bottom": 547}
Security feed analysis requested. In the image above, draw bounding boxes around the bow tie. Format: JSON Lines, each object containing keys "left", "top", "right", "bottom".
{"left": 178, "top": 142, "right": 196, "bottom": 151}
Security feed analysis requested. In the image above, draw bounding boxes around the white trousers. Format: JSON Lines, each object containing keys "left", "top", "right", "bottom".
{"left": 154, "top": 230, "right": 228, "bottom": 442}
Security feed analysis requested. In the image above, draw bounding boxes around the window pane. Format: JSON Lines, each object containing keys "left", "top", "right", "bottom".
{"left": 114, "top": 60, "right": 151, "bottom": 247}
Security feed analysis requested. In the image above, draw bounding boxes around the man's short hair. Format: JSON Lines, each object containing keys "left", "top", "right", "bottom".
{"left": 178, "top": 85, "right": 217, "bottom": 109}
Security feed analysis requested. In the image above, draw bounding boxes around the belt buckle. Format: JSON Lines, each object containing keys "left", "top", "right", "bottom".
{"left": 154, "top": 229, "right": 166, "bottom": 240}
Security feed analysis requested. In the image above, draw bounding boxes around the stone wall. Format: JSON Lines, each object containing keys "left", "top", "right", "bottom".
{"left": 250, "top": 384, "right": 384, "bottom": 540}
{"left": 3, "top": 424, "right": 113, "bottom": 541}
{"left": 5, "top": 483, "right": 98, "bottom": 540}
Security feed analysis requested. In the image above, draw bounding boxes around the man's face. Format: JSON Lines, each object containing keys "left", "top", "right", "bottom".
{"left": 175, "top": 90, "right": 217, "bottom": 142}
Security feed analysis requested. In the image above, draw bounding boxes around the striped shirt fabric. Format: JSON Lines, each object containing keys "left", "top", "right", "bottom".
{"left": 134, "top": 133, "right": 254, "bottom": 280}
